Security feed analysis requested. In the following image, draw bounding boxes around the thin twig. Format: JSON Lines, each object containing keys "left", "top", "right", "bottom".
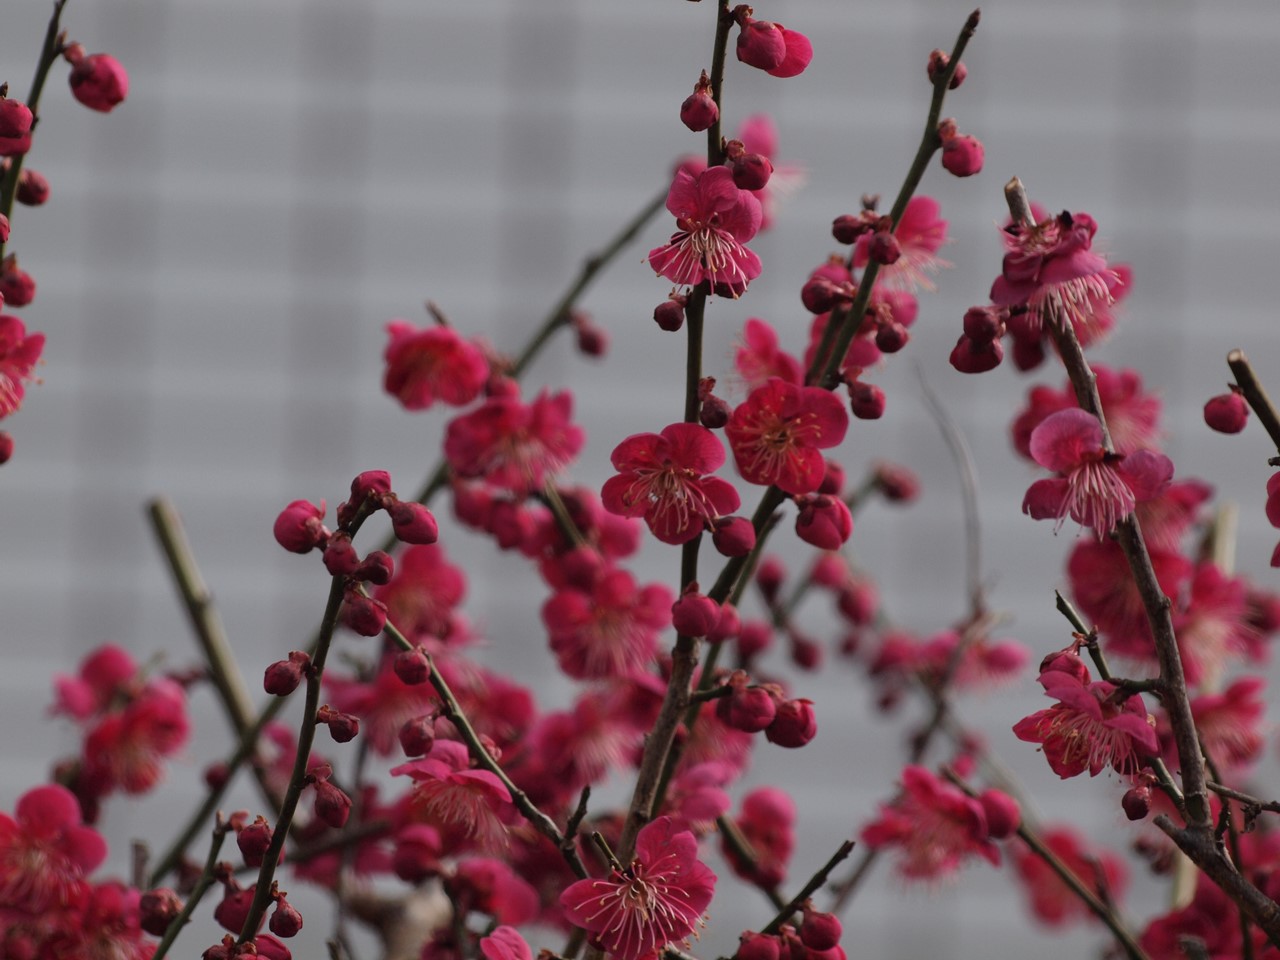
{"left": 761, "top": 841, "right": 856, "bottom": 935}
{"left": 1227, "top": 350, "right": 1280, "bottom": 457}
{"left": 152, "top": 814, "right": 232, "bottom": 960}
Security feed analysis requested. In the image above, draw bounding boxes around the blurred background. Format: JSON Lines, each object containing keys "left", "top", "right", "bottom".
{"left": 2, "top": 0, "right": 1280, "bottom": 956}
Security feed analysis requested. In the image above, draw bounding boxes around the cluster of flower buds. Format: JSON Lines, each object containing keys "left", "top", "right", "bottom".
{"left": 732, "top": 6, "right": 813, "bottom": 78}
{"left": 715, "top": 670, "right": 817, "bottom": 747}
{"left": 203, "top": 933, "right": 292, "bottom": 960}
{"left": 305, "top": 762, "right": 352, "bottom": 829}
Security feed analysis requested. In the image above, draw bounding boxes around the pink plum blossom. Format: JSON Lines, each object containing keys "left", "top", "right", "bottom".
{"left": 648, "top": 166, "right": 762, "bottom": 296}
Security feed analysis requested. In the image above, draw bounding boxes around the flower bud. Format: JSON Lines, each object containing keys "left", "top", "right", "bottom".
{"left": 387, "top": 499, "right": 439, "bottom": 544}
{"left": 263, "top": 651, "right": 310, "bottom": 697}
{"left": 794, "top": 495, "right": 853, "bottom": 550}
{"left": 978, "top": 789, "right": 1021, "bottom": 839}
{"left": 700, "top": 393, "right": 731, "bottom": 430}
{"left": 712, "top": 515, "right": 756, "bottom": 557}
{"left": 0, "top": 431, "right": 13, "bottom": 465}
{"left": 707, "top": 601, "right": 741, "bottom": 643}
{"left": 317, "top": 705, "right": 360, "bottom": 743}
{"left": 399, "top": 716, "right": 436, "bottom": 757}
{"left": 847, "top": 381, "right": 886, "bottom": 420}
{"left": 681, "top": 72, "right": 719, "bottom": 132}
{"left": 321, "top": 532, "right": 360, "bottom": 575}
{"left": 962, "top": 306, "right": 1004, "bottom": 343}
{"left": 350, "top": 470, "right": 392, "bottom": 507}
{"left": 736, "top": 18, "right": 787, "bottom": 71}
{"left": 68, "top": 52, "right": 129, "bottom": 112}
{"left": 737, "top": 620, "right": 773, "bottom": 662}
{"left": 237, "top": 816, "right": 274, "bottom": 868}
{"left": 0, "top": 98, "right": 32, "bottom": 139}
{"left": 575, "top": 320, "right": 609, "bottom": 358}
{"left": 140, "top": 887, "right": 184, "bottom": 936}
{"left": 755, "top": 556, "right": 785, "bottom": 602}
{"left": 873, "top": 462, "right": 919, "bottom": 503}
{"left": 732, "top": 153, "right": 773, "bottom": 191}
{"left": 672, "top": 586, "right": 721, "bottom": 637}
{"left": 273, "top": 500, "right": 328, "bottom": 553}
{"left": 393, "top": 648, "right": 431, "bottom": 685}
{"left": 1122, "top": 784, "right": 1152, "bottom": 821}
{"left": 0, "top": 258, "right": 35, "bottom": 306}
{"left": 269, "top": 896, "right": 303, "bottom": 938}
{"left": 949, "top": 333, "right": 1004, "bottom": 374}
{"left": 1204, "top": 389, "right": 1249, "bottom": 434}
{"left": 874, "top": 320, "right": 909, "bottom": 354}
{"left": 213, "top": 882, "right": 255, "bottom": 934}
{"left": 940, "top": 132, "right": 984, "bottom": 177}
{"left": 799, "top": 908, "right": 842, "bottom": 951}
{"left": 255, "top": 934, "right": 294, "bottom": 960}
{"left": 16, "top": 168, "right": 49, "bottom": 206}
{"left": 313, "top": 779, "right": 352, "bottom": 828}
{"left": 341, "top": 589, "right": 388, "bottom": 637}
{"left": 867, "top": 230, "right": 902, "bottom": 266}
{"left": 736, "top": 932, "right": 782, "bottom": 960}
{"left": 654, "top": 296, "right": 686, "bottom": 332}
{"left": 765, "top": 698, "right": 817, "bottom": 748}
{"left": 355, "top": 550, "right": 395, "bottom": 585}
{"left": 790, "top": 632, "right": 822, "bottom": 671}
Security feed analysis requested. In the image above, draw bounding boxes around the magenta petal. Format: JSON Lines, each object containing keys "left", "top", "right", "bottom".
{"left": 660, "top": 421, "right": 725, "bottom": 473}
{"left": 699, "top": 475, "right": 741, "bottom": 516}
{"left": 697, "top": 165, "right": 747, "bottom": 215}
{"left": 665, "top": 168, "right": 701, "bottom": 219}
{"left": 1022, "top": 478, "right": 1068, "bottom": 522}
{"left": 64, "top": 824, "right": 108, "bottom": 873}
{"left": 16, "top": 785, "right": 81, "bottom": 837}
{"left": 1118, "top": 449, "right": 1174, "bottom": 502}
{"left": 1029, "top": 409, "right": 1104, "bottom": 472}
{"left": 718, "top": 188, "right": 763, "bottom": 243}
{"left": 601, "top": 474, "right": 647, "bottom": 518}
{"left": 768, "top": 26, "right": 813, "bottom": 78}
{"left": 610, "top": 432, "right": 663, "bottom": 472}
{"left": 1106, "top": 712, "right": 1158, "bottom": 755}
{"left": 798, "top": 386, "right": 850, "bottom": 448}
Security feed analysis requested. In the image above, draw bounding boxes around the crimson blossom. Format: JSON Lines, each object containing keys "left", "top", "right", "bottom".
{"left": 444, "top": 389, "right": 584, "bottom": 495}
{"left": 601, "top": 422, "right": 740, "bottom": 545}
{"left": 1022, "top": 408, "right": 1172, "bottom": 537}
{"left": 383, "top": 319, "right": 489, "bottom": 411}
{"left": 1012, "top": 653, "right": 1157, "bottom": 778}
{"left": 0, "top": 784, "right": 107, "bottom": 914}
{"left": 0, "top": 314, "right": 44, "bottom": 418}
{"left": 560, "top": 816, "right": 716, "bottom": 960}
{"left": 725, "top": 378, "right": 848, "bottom": 496}
{"left": 647, "top": 165, "right": 762, "bottom": 296}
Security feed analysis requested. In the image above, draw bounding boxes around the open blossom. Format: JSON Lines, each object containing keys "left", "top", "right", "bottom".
{"left": 392, "top": 741, "right": 513, "bottom": 853}
{"left": 648, "top": 166, "right": 762, "bottom": 296}
{"left": 0, "top": 314, "right": 44, "bottom": 418}
{"left": 1013, "top": 826, "right": 1128, "bottom": 928}
{"left": 725, "top": 378, "right": 848, "bottom": 496}
{"left": 543, "top": 568, "right": 673, "bottom": 680}
{"left": 1012, "top": 654, "right": 1158, "bottom": 778}
{"left": 853, "top": 195, "right": 951, "bottom": 293}
{"left": 734, "top": 318, "right": 802, "bottom": 392}
{"left": 860, "top": 766, "right": 1005, "bottom": 879}
{"left": 445, "top": 389, "right": 584, "bottom": 495}
{"left": 383, "top": 320, "right": 489, "bottom": 410}
{"left": 560, "top": 816, "right": 716, "bottom": 960}
{"left": 990, "top": 209, "right": 1122, "bottom": 341}
{"left": 0, "top": 784, "right": 108, "bottom": 912}
{"left": 722, "top": 788, "right": 795, "bottom": 888}
{"left": 602, "top": 423, "right": 740, "bottom": 545}
{"left": 1010, "top": 365, "right": 1162, "bottom": 461}
{"left": 1022, "top": 408, "right": 1172, "bottom": 536}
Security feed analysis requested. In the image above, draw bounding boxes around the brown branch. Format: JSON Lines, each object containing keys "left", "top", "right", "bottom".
{"left": 1227, "top": 350, "right": 1280, "bottom": 457}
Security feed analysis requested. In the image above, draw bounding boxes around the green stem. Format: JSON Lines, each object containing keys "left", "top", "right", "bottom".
{"left": 151, "top": 815, "right": 232, "bottom": 960}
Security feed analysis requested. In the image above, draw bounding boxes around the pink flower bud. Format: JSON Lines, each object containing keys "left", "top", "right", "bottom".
{"left": 873, "top": 462, "right": 919, "bottom": 503}
{"left": 978, "top": 789, "right": 1021, "bottom": 839}
{"left": 0, "top": 132, "right": 32, "bottom": 158}
{"left": 672, "top": 586, "right": 722, "bottom": 637}
{"left": 681, "top": 72, "right": 719, "bottom": 132}
{"left": 800, "top": 276, "right": 840, "bottom": 315}
{"left": 0, "top": 431, "right": 12, "bottom": 465}
{"left": 941, "top": 133, "right": 984, "bottom": 177}
{"left": 0, "top": 98, "right": 32, "bottom": 139}
{"left": 736, "top": 18, "right": 787, "bottom": 71}
{"left": 269, "top": 896, "right": 303, "bottom": 938}
{"left": 263, "top": 651, "right": 309, "bottom": 697}
{"left": 736, "top": 932, "right": 781, "bottom": 960}
{"left": 0, "top": 213, "right": 8, "bottom": 244}
{"left": 350, "top": 470, "right": 392, "bottom": 506}
{"left": 927, "top": 50, "right": 967, "bottom": 89}
{"left": 867, "top": 230, "right": 902, "bottom": 266}
{"left": 962, "top": 306, "right": 1004, "bottom": 343}
{"left": 799, "top": 908, "right": 842, "bottom": 951}
{"left": 0, "top": 257, "right": 35, "bottom": 307}
{"left": 255, "top": 934, "right": 294, "bottom": 960}
{"left": 874, "top": 320, "right": 909, "bottom": 354}
{"left": 273, "top": 500, "right": 328, "bottom": 554}
{"left": 16, "top": 168, "right": 48, "bottom": 206}
{"left": 1122, "top": 784, "right": 1152, "bottom": 821}
{"left": 707, "top": 601, "right": 741, "bottom": 643}
{"left": 341, "top": 589, "right": 388, "bottom": 637}
{"left": 724, "top": 683, "right": 777, "bottom": 733}
{"left": 713, "top": 515, "right": 756, "bottom": 557}
{"left": 575, "top": 321, "right": 609, "bottom": 358}
{"left": 140, "top": 887, "right": 184, "bottom": 936}
{"left": 213, "top": 883, "right": 255, "bottom": 934}
{"left": 387, "top": 499, "right": 439, "bottom": 544}
{"left": 847, "top": 381, "right": 886, "bottom": 420}
{"left": 790, "top": 632, "right": 823, "bottom": 671}
{"left": 732, "top": 153, "right": 773, "bottom": 191}
{"left": 205, "top": 762, "right": 231, "bottom": 790}
{"left": 654, "top": 296, "right": 687, "bottom": 332}
{"left": 393, "top": 648, "right": 431, "bottom": 685}
{"left": 794, "top": 495, "right": 853, "bottom": 550}
{"left": 313, "top": 779, "right": 352, "bottom": 828}
{"left": 766, "top": 698, "right": 817, "bottom": 748}
{"left": 949, "top": 333, "right": 1004, "bottom": 374}
{"left": 756, "top": 556, "right": 786, "bottom": 601}
{"left": 1204, "top": 389, "right": 1249, "bottom": 434}
{"left": 237, "top": 816, "right": 274, "bottom": 868}
{"left": 399, "top": 716, "right": 436, "bottom": 757}
{"left": 737, "top": 620, "right": 773, "bottom": 663}
{"left": 317, "top": 705, "right": 360, "bottom": 743}
{"left": 355, "top": 550, "right": 395, "bottom": 585}
{"left": 68, "top": 52, "right": 129, "bottom": 112}
{"left": 322, "top": 533, "right": 361, "bottom": 575}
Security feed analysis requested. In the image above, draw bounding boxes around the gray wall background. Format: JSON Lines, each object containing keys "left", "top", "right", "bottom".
{"left": 2, "top": 0, "right": 1279, "bottom": 957}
